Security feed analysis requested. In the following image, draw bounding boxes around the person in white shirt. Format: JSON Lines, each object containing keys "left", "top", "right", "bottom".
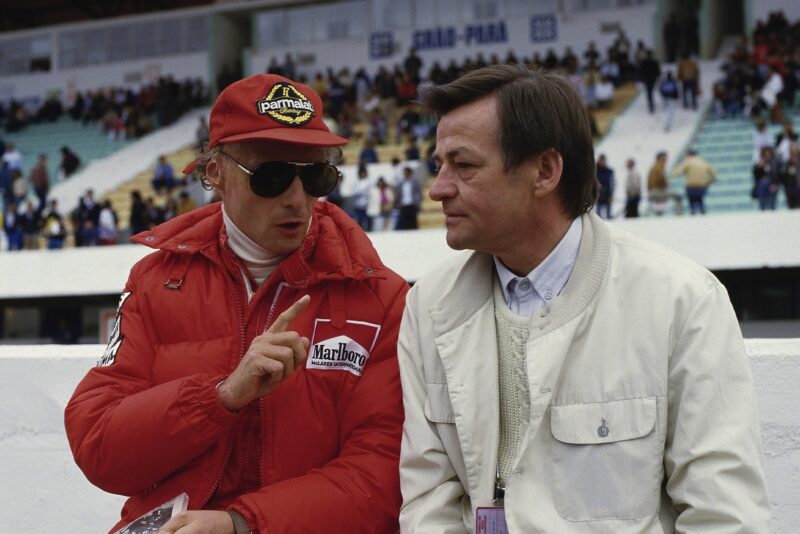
{"left": 2, "top": 142, "right": 23, "bottom": 173}
{"left": 398, "top": 64, "right": 770, "bottom": 534}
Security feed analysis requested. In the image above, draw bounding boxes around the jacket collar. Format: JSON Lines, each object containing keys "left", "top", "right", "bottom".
{"left": 131, "top": 201, "right": 390, "bottom": 287}
{"left": 429, "top": 212, "right": 610, "bottom": 336}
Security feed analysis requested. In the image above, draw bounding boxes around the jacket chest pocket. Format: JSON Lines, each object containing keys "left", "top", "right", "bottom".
{"left": 548, "top": 397, "right": 663, "bottom": 521}
{"left": 423, "top": 383, "right": 455, "bottom": 424}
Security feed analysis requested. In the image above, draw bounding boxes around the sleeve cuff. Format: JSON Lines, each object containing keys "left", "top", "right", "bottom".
{"left": 227, "top": 510, "right": 251, "bottom": 534}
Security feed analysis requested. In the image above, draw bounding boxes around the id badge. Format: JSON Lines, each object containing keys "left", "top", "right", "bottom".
{"left": 475, "top": 506, "right": 508, "bottom": 534}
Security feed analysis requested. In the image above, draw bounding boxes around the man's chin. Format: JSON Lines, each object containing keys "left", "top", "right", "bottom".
{"left": 444, "top": 231, "right": 469, "bottom": 251}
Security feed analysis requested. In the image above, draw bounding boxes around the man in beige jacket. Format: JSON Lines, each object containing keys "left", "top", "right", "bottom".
{"left": 397, "top": 65, "right": 770, "bottom": 533}
{"left": 671, "top": 149, "right": 717, "bottom": 215}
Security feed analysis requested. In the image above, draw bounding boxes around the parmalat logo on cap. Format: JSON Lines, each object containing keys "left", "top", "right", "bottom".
{"left": 257, "top": 82, "right": 315, "bottom": 127}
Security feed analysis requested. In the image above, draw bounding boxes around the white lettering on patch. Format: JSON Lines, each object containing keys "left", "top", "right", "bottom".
{"left": 306, "top": 319, "right": 381, "bottom": 376}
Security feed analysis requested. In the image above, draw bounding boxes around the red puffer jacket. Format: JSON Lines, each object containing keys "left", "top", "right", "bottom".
{"left": 64, "top": 201, "right": 409, "bottom": 533}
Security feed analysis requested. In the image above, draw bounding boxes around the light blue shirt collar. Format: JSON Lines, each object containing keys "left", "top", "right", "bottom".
{"left": 493, "top": 217, "right": 583, "bottom": 317}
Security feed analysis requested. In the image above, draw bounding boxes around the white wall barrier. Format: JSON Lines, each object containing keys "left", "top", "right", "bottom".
{"left": 0, "top": 340, "right": 798, "bottom": 532}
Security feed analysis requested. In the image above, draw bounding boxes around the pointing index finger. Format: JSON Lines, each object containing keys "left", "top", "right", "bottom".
{"left": 267, "top": 295, "right": 310, "bottom": 334}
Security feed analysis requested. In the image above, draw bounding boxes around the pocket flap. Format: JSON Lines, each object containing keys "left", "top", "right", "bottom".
{"left": 551, "top": 397, "right": 656, "bottom": 444}
{"left": 423, "top": 383, "right": 455, "bottom": 423}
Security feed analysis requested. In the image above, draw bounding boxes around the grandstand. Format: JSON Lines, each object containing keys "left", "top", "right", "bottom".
{"left": 1, "top": 1, "right": 799, "bottom": 532}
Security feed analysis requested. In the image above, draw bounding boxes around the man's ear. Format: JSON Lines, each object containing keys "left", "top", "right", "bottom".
{"left": 206, "top": 154, "right": 224, "bottom": 192}
{"left": 531, "top": 149, "right": 564, "bottom": 197}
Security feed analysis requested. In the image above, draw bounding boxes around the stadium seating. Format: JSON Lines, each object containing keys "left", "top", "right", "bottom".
{"left": 673, "top": 112, "right": 798, "bottom": 213}
{"left": 3, "top": 116, "right": 132, "bottom": 181}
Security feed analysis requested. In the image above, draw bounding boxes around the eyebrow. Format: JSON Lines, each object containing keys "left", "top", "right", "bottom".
{"left": 433, "top": 147, "right": 473, "bottom": 163}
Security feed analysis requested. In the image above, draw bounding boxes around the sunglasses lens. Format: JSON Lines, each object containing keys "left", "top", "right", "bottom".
{"left": 248, "top": 162, "right": 340, "bottom": 198}
{"left": 299, "top": 165, "right": 340, "bottom": 197}
{"left": 249, "top": 163, "right": 294, "bottom": 197}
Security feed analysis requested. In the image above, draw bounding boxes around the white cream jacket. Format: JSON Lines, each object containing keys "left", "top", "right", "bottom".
{"left": 398, "top": 213, "right": 770, "bottom": 533}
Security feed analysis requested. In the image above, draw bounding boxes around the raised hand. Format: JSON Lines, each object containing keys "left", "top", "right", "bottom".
{"left": 217, "top": 295, "right": 311, "bottom": 411}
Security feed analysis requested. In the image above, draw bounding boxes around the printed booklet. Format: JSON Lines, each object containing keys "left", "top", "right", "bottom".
{"left": 115, "top": 492, "right": 189, "bottom": 534}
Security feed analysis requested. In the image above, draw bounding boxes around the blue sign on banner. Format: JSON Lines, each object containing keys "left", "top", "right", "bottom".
{"left": 369, "top": 31, "right": 395, "bottom": 59}
{"left": 530, "top": 14, "right": 558, "bottom": 43}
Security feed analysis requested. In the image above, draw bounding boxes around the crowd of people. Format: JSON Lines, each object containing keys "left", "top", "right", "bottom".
{"left": 263, "top": 32, "right": 653, "bottom": 154}
{"left": 590, "top": 148, "right": 719, "bottom": 220}
{"left": 713, "top": 10, "right": 800, "bottom": 123}
{"left": 1, "top": 76, "right": 207, "bottom": 140}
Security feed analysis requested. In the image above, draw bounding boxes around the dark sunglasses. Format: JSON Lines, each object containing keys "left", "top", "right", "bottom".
{"left": 219, "top": 150, "right": 340, "bottom": 198}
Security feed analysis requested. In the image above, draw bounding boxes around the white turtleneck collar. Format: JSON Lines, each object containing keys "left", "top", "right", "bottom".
{"left": 222, "top": 205, "right": 285, "bottom": 289}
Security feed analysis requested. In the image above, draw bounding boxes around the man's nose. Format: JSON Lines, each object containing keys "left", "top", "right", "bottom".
{"left": 281, "top": 175, "right": 308, "bottom": 208}
{"left": 428, "top": 167, "right": 456, "bottom": 201}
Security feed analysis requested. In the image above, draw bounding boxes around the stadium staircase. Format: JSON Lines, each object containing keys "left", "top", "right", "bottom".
{"left": 4, "top": 117, "right": 132, "bottom": 185}
{"left": 671, "top": 110, "right": 798, "bottom": 212}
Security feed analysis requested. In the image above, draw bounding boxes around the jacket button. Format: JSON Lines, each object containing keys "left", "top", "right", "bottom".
{"left": 598, "top": 419, "right": 610, "bottom": 438}
{"left": 365, "top": 268, "right": 373, "bottom": 274}
{"left": 145, "top": 236, "right": 154, "bottom": 241}
{"left": 177, "top": 243, "right": 187, "bottom": 249}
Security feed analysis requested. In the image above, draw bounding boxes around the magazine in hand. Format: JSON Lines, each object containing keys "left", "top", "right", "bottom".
{"left": 115, "top": 492, "right": 189, "bottom": 534}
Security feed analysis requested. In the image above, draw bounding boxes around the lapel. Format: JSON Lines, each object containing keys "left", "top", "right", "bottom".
{"left": 429, "top": 252, "right": 499, "bottom": 504}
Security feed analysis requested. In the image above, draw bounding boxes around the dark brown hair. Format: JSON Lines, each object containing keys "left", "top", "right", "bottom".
{"left": 423, "top": 64, "right": 597, "bottom": 217}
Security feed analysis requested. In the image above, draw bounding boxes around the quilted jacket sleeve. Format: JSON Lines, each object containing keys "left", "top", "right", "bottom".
{"left": 64, "top": 261, "right": 239, "bottom": 496}
{"left": 229, "top": 280, "right": 408, "bottom": 534}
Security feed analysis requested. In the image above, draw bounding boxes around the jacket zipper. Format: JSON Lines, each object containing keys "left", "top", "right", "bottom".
{"left": 257, "top": 282, "right": 289, "bottom": 488}
{"left": 199, "top": 249, "right": 247, "bottom": 508}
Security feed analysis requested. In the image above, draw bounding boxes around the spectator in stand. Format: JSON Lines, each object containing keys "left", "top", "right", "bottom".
{"left": 351, "top": 164, "right": 372, "bottom": 231}
{"left": 152, "top": 155, "right": 177, "bottom": 194}
{"left": 624, "top": 158, "right": 642, "bottom": 218}
{"left": 403, "top": 47, "right": 423, "bottom": 82}
{"left": 677, "top": 52, "right": 700, "bottom": 110}
{"left": 359, "top": 139, "right": 379, "bottom": 164}
{"left": 97, "top": 199, "right": 118, "bottom": 245}
{"left": 405, "top": 135, "right": 420, "bottom": 161}
{"left": 3, "top": 201, "right": 22, "bottom": 251}
{"left": 782, "top": 145, "right": 800, "bottom": 209}
{"left": 396, "top": 73, "right": 417, "bottom": 108}
{"left": 29, "top": 153, "right": 49, "bottom": 209}
{"left": 660, "top": 71, "right": 679, "bottom": 132}
{"left": 753, "top": 146, "right": 780, "bottom": 210}
{"left": 639, "top": 49, "right": 661, "bottom": 114}
{"left": 77, "top": 189, "right": 101, "bottom": 246}
{"left": 20, "top": 200, "right": 40, "bottom": 249}
{"left": 594, "top": 76, "right": 615, "bottom": 108}
{"left": 672, "top": 149, "right": 717, "bottom": 215}
{"left": 753, "top": 120, "right": 773, "bottom": 162}
{"left": 583, "top": 41, "right": 600, "bottom": 65}
{"left": 162, "top": 197, "right": 178, "bottom": 222}
{"left": 10, "top": 169, "right": 27, "bottom": 206}
{"left": 373, "top": 66, "right": 398, "bottom": 143}
{"left": 775, "top": 120, "right": 798, "bottom": 165}
{"left": 145, "top": 196, "right": 163, "bottom": 229}
{"left": 2, "top": 142, "right": 23, "bottom": 173}
{"left": 42, "top": 199, "right": 66, "bottom": 249}
{"left": 648, "top": 152, "right": 670, "bottom": 216}
{"left": 59, "top": 146, "right": 81, "bottom": 179}
{"left": 175, "top": 190, "right": 198, "bottom": 216}
{"left": 595, "top": 154, "right": 615, "bottom": 219}
{"left": 600, "top": 49, "right": 621, "bottom": 86}
{"left": 761, "top": 65, "right": 785, "bottom": 124}
{"left": 0, "top": 161, "right": 10, "bottom": 205}
{"left": 395, "top": 166, "right": 422, "bottom": 230}
{"left": 129, "top": 190, "right": 148, "bottom": 236}
{"left": 367, "top": 177, "right": 395, "bottom": 232}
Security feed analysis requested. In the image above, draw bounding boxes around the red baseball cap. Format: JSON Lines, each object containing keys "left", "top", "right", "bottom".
{"left": 184, "top": 74, "right": 347, "bottom": 173}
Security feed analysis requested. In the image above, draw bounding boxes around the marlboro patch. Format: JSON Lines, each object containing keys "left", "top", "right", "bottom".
{"left": 306, "top": 319, "right": 381, "bottom": 376}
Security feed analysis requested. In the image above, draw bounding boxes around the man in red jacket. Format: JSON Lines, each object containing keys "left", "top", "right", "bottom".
{"left": 65, "top": 74, "right": 409, "bottom": 534}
